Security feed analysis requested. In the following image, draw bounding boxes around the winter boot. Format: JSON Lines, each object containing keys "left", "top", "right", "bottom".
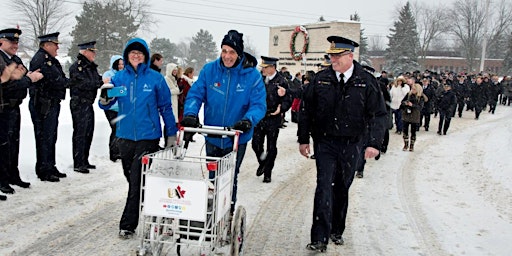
{"left": 409, "top": 139, "right": 415, "bottom": 152}
{"left": 402, "top": 136, "right": 409, "bottom": 151}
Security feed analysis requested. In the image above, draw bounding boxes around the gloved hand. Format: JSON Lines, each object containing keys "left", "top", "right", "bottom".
{"left": 99, "top": 88, "right": 114, "bottom": 105}
{"left": 166, "top": 136, "right": 177, "bottom": 148}
{"left": 233, "top": 119, "right": 252, "bottom": 132}
{"left": 181, "top": 115, "right": 200, "bottom": 127}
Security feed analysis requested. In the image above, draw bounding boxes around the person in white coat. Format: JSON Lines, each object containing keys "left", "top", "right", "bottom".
{"left": 164, "top": 63, "right": 181, "bottom": 146}
{"left": 389, "top": 76, "right": 410, "bottom": 134}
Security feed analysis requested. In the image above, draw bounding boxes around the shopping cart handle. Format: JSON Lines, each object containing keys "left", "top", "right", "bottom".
{"left": 180, "top": 126, "right": 241, "bottom": 137}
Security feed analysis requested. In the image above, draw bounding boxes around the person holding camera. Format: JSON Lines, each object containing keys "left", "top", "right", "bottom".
{"left": 181, "top": 30, "right": 266, "bottom": 216}
{"left": 400, "top": 83, "right": 426, "bottom": 151}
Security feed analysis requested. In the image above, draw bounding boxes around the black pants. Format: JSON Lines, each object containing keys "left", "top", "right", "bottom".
{"left": 251, "top": 122, "right": 280, "bottom": 179}
{"left": 0, "top": 105, "right": 23, "bottom": 183}
{"left": 29, "top": 97, "right": 61, "bottom": 177}
{"left": 438, "top": 110, "right": 452, "bottom": 134}
{"left": 310, "top": 136, "right": 363, "bottom": 244}
{"left": 70, "top": 100, "right": 94, "bottom": 168}
{"left": 456, "top": 100, "right": 465, "bottom": 117}
{"left": 119, "top": 138, "right": 160, "bottom": 232}
{"left": 402, "top": 121, "right": 417, "bottom": 140}
{"left": 0, "top": 109, "right": 10, "bottom": 186}
{"left": 104, "top": 110, "right": 121, "bottom": 161}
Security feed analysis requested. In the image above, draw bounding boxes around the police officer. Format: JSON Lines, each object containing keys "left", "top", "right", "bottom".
{"left": 0, "top": 28, "right": 43, "bottom": 193}
{"left": 299, "top": 36, "right": 387, "bottom": 252}
{"left": 252, "top": 56, "right": 292, "bottom": 183}
{"left": 29, "top": 32, "right": 69, "bottom": 182}
{"left": 68, "top": 41, "right": 102, "bottom": 174}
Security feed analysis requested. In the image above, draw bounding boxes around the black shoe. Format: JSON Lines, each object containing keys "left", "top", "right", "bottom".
{"left": 310, "top": 154, "right": 316, "bottom": 159}
{"left": 40, "top": 174, "right": 60, "bottom": 182}
{"left": 0, "top": 194, "right": 6, "bottom": 201}
{"left": 86, "top": 164, "right": 96, "bottom": 169}
{"left": 375, "top": 153, "right": 381, "bottom": 160}
{"left": 256, "top": 165, "right": 264, "bottom": 177}
{"left": 425, "top": 127, "right": 429, "bottom": 131}
{"left": 119, "top": 230, "right": 134, "bottom": 239}
{"left": 0, "top": 184, "right": 15, "bottom": 194}
{"left": 263, "top": 177, "right": 271, "bottom": 183}
{"left": 52, "top": 167, "right": 67, "bottom": 178}
{"left": 330, "top": 234, "right": 344, "bottom": 245}
{"left": 356, "top": 171, "right": 363, "bottom": 178}
{"left": 10, "top": 180, "right": 31, "bottom": 188}
{"left": 437, "top": 131, "right": 442, "bottom": 135}
{"left": 74, "top": 167, "right": 90, "bottom": 174}
{"left": 306, "top": 241, "right": 327, "bottom": 252}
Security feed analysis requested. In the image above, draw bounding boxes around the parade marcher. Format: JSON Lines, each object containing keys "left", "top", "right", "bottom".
{"left": 400, "top": 83, "right": 426, "bottom": 152}
{"left": 390, "top": 76, "right": 409, "bottom": 134}
{"left": 164, "top": 63, "right": 181, "bottom": 127}
{"left": 470, "top": 76, "right": 486, "bottom": 120}
{"left": 29, "top": 32, "right": 69, "bottom": 182}
{"left": 298, "top": 36, "right": 387, "bottom": 252}
{"left": 0, "top": 28, "right": 43, "bottom": 192}
{"left": 437, "top": 84, "right": 457, "bottom": 135}
{"left": 419, "top": 77, "right": 435, "bottom": 131}
{"left": 98, "top": 38, "right": 178, "bottom": 239}
{"left": 487, "top": 75, "right": 501, "bottom": 114}
{"left": 502, "top": 76, "right": 512, "bottom": 106}
{"left": 102, "top": 55, "right": 124, "bottom": 163}
{"left": 68, "top": 41, "right": 102, "bottom": 174}
{"left": 177, "top": 67, "right": 194, "bottom": 124}
{"left": 149, "top": 53, "right": 163, "bottom": 73}
{"left": 252, "top": 56, "right": 292, "bottom": 183}
{"left": 453, "top": 74, "right": 470, "bottom": 118}
{"left": 181, "top": 30, "right": 266, "bottom": 216}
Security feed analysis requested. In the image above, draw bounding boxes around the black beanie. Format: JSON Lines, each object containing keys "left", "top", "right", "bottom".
{"left": 125, "top": 42, "right": 149, "bottom": 63}
{"left": 221, "top": 30, "right": 244, "bottom": 57}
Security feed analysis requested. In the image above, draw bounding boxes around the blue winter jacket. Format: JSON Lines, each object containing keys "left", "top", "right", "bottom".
{"left": 184, "top": 52, "right": 266, "bottom": 148}
{"left": 98, "top": 38, "right": 178, "bottom": 141}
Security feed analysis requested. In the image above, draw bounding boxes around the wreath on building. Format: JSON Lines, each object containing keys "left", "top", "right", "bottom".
{"left": 290, "top": 26, "right": 309, "bottom": 61}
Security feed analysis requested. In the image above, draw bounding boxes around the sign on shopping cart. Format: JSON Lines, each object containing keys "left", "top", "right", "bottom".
{"left": 144, "top": 176, "right": 208, "bottom": 221}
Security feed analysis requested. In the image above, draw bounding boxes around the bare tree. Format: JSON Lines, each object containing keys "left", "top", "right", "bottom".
{"left": 412, "top": 1, "right": 451, "bottom": 70}
{"left": 485, "top": 0, "right": 512, "bottom": 59}
{"left": 369, "top": 35, "right": 385, "bottom": 51}
{"left": 9, "top": 0, "right": 72, "bottom": 50}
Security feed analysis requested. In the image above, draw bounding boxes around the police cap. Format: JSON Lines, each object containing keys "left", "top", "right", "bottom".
{"left": 321, "top": 54, "right": 331, "bottom": 67}
{"left": 326, "top": 36, "right": 359, "bottom": 54}
{"left": 0, "top": 28, "right": 22, "bottom": 42}
{"left": 78, "top": 41, "right": 97, "bottom": 51}
{"left": 38, "top": 32, "right": 60, "bottom": 44}
{"left": 362, "top": 65, "right": 375, "bottom": 73}
{"left": 259, "top": 56, "right": 279, "bottom": 68}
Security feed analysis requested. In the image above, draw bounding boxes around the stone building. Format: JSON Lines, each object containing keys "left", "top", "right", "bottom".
{"left": 268, "top": 21, "right": 360, "bottom": 76}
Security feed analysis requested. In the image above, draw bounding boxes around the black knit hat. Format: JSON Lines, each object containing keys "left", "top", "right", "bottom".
{"left": 221, "top": 30, "right": 244, "bottom": 57}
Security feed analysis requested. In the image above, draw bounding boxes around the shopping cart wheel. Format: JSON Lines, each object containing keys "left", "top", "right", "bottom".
{"left": 230, "top": 206, "right": 246, "bottom": 256}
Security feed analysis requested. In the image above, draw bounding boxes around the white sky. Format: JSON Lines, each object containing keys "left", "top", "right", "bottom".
{"left": 1, "top": 0, "right": 457, "bottom": 57}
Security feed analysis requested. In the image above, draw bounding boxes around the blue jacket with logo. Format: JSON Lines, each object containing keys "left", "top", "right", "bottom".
{"left": 184, "top": 52, "right": 266, "bottom": 148}
{"left": 99, "top": 38, "right": 177, "bottom": 141}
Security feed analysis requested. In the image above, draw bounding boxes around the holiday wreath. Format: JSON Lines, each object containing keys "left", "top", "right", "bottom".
{"left": 290, "top": 26, "right": 309, "bottom": 61}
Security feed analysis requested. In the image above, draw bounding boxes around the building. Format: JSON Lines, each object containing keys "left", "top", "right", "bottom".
{"left": 268, "top": 21, "right": 360, "bottom": 76}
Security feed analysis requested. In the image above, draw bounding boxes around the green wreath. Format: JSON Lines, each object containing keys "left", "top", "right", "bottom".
{"left": 290, "top": 26, "right": 309, "bottom": 61}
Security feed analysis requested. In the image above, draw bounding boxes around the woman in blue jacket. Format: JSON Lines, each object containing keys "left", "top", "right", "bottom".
{"left": 99, "top": 38, "right": 178, "bottom": 239}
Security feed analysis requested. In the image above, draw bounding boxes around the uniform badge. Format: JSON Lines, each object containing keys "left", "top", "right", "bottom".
{"left": 47, "top": 61, "right": 52, "bottom": 66}
{"left": 78, "top": 66, "right": 82, "bottom": 71}
{"left": 354, "top": 83, "right": 366, "bottom": 87}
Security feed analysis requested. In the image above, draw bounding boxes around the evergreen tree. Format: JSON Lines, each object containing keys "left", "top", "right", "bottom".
{"left": 189, "top": 29, "right": 218, "bottom": 71}
{"left": 350, "top": 13, "right": 371, "bottom": 67}
{"left": 149, "top": 37, "right": 178, "bottom": 65}
{"left": 384, "top": 1, "right": 420, "bottom": 75}
{"left": 69, "top": 0, "right": 139, "bottom": 73}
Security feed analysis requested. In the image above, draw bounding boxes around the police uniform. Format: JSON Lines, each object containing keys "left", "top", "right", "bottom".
{"left": 299, "top": 36, "right": 387, "bottom": 251}
{"left": 69, "top": 41, "right": 102, "bottom": 173}
{"left": 252, "top": 56, "right": 292, "bottom": 183}
{"left": 0, "top": 28, "right": 32, "bottom": 193}
{"left": 29, "top": 32, "right": 69, "bottom": 182}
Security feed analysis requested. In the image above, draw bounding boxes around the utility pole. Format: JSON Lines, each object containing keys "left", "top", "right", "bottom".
{"left": 479, "top": 0, "right": 491, "bottom": 72}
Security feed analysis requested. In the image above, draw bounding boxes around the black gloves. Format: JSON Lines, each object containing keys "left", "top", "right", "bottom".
{"left": 180, "top": 115, "right": 200, "bottom": 128}
{"left": 233, "top": 119, "right": 252, "bottom": 132}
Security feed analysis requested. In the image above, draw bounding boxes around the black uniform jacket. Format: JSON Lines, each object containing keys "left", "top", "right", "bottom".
{"left": 68, "top": 53, "right": 102, "bottom": 104}
{"left": 29, "top": 48, "right": 68, "bottom": 101}
{"left": 260, "top": 72, "right": 293, "bottom": 129}
{"left": 0, "top": 51, "right": 31, "bottom": 108}
{"left": 298, "top": 61, "right": 387, "bottom": 149}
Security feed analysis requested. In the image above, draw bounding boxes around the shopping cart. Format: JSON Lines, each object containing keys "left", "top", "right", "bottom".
{"left": 137, "top": 126, "right": 246, "bottom": 256}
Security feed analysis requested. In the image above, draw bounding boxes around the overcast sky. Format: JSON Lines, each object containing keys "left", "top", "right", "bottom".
{"left": 1, "top": 0, "right": 457, "bottom": 57}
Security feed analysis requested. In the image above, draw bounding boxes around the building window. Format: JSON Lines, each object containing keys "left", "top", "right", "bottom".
{"left": 273, "top": 35, "right": 279, "bottom": 46}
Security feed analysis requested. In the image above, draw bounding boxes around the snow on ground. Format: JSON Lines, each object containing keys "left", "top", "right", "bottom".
{"left": 1, "top": 97, "right": 512, "bottom": 256}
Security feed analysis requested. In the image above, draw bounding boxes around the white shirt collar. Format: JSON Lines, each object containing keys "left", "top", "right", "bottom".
{"left": 335, "top": 64, "right": 354, "bottom": 83}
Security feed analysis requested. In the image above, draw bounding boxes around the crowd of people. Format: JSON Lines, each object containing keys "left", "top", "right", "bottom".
{"left": 2, "top": 25, "right": 511, "bottom": 253}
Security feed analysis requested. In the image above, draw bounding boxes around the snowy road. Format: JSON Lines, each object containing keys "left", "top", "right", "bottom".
{"left": 1, "top": 101, "right": 512, "bottom": 255}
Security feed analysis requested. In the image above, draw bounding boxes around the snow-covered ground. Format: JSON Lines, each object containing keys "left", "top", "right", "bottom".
{"left": 1, "top": 97, "right": 512, "bottom": 256}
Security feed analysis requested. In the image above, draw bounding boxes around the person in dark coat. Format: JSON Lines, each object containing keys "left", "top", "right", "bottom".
{"left": 252, "top": 56, "right": 292, "bottom": 183}
{"left": 419, "top": 77, "right": 435, "bottom": 131}
{"left": 487, "top": 75, "right": 501, "bottom": 114}
{"left": 0, "top": 28, "right": 43, "bottom": 193}
{"left": 452, "top": 74, "right": 470, "bottom": 118}
{"left": 68, "top": 41, "right": 102, "bottom": 174}
{"left": 437, "top": 84, "right": 457, "bottom": 135}
{"left": 299, "top": 36, "right": 387, "bottom": 252}
{"left": 470, "top": 76, "right": 487, "bottom": 120}
{"left": 401, "top": 83, "right": 426, "bottom": 151}
{"left": 29, "top": 32, "right": 69, "bottom": 182}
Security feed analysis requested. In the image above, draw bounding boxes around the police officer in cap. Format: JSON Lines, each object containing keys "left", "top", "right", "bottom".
{"left": 0, "top": 28, "right": 43, "bottom": 193}
{"left": 299, "top": 36, "right": 387, "bottom": 252}
{"left": 252, "top": 56, "right": 292, "bottom": 183}
{"left": 69, "top": 41, "right": 102, "bottom": 174}
{"left": 29, "top": 32, "right": 69, "bottom": 182}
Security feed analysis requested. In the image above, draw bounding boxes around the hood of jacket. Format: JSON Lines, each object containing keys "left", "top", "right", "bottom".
{"left": 122, "top": 38, "right": 150, "bottom": 73}
{"left": 165, "top": 63, "right": 178, "bottom": 79}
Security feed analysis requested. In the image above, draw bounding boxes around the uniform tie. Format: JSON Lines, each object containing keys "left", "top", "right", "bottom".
{"left": 339, "top": 73, "right": 345, "bottom": 86}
